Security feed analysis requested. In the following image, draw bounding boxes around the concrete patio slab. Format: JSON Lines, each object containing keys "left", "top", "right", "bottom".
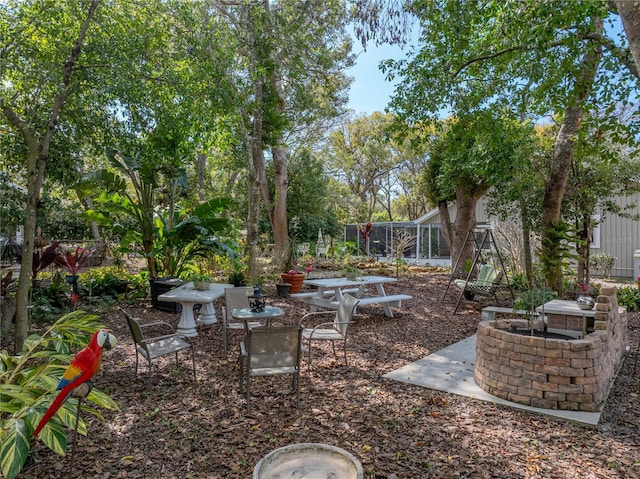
{"left": 383, "top": 335, "right": 601, "bottom": 426}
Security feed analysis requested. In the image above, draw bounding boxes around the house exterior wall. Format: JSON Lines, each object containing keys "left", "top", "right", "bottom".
{"left": 592, "top": 192, "right": 640, "bottom": 279}
{"left": 349, "top": 193, "right": 639, "bottom": 279}
{"left": 440, "top": 195, "right": 639, "bottom": 279}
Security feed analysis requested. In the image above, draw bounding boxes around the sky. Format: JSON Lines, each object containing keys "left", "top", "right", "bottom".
{"left": 346, "top": 41, "right": 411, "bottom": 116}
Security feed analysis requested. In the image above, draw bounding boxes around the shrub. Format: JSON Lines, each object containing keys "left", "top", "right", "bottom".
{"left": 513, "top": 286, "right": 557, "bottom": 311}
{"left": 590, "top": 253, "right": 616, "bottom": 278}
{"left": 80, "top": 267, "right": 132, "bottom": 300}
{"left": 0, "top": 312, "right": 119, "bottom": 479}
{"left": 617, "top": 287, "right": 640, "bottom": 312}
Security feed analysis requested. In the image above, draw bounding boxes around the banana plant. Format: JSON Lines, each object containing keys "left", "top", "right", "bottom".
{"left": 78, "top": 148, "right": 235, "bottom": 277}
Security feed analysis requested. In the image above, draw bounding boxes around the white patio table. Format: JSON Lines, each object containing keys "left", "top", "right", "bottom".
{"left": 158, "top": 282, "right": 233, "bottom": 337}
{"left": 292, "top": 275, "right": 412, "bottom": 318}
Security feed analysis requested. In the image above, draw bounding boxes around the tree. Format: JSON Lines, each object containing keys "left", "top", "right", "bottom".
{"left": 1, "top": 0, "right": 230, "bottom": 350}
{"left": 485, "top": 124, "right": 553, "bottom": 288}
{"left": 1, "top": 0, "right": 103, "bottom": 352}
{"left": 383, "top": 0, "right": 639, "bottom": 291}
{"left": 204, "top": 0, "right": 352, "bottom": 279}
{"left": 563, "top": 109, "right": 640, "bottom": 283}
{"left": 328, "top": 112, "right": 403, "bottom": 222}
{"left": 425, "top": 111, "right": 535, "bottom": 277}
{"left": 614, "top": 0, "right": 640, "bottom": 77}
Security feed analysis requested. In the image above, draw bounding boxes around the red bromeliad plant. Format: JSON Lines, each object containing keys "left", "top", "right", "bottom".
{"left": 31, "top": 241, "right": 60, "bottom": 280}
{"left": 577, "top": 281, "right": 596, "bottom": 297}
{"left": 54, "top": 247, "right": 95, "bottom": 275}
{"left": 358, "top": 222, "right": 374, "bottom": 256}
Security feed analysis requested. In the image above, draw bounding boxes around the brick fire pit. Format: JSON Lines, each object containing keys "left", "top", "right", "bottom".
{"left": 475, "top": 287, "right": 627, "bottom": 412}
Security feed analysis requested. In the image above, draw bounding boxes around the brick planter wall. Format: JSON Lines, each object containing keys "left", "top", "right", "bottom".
{"left": 475, "top": 287, "right": 627, "bottom": 412}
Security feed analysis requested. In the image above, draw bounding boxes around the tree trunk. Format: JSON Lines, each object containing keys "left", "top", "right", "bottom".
{"left": 197, "top": 153, "right": 207, "bottom": 202}
{"left": 451, "top": 186, "right": 480, "bottom": 278}
{"left": 246, "top": 107, "right": 264, "bottom": 284}
{"left": 4, "top": 0, "right": 101, "bottom": 352}
{"left": 519, "top": 197, "right": 534, "bottom": 288}
{"left": 576, "top": 217, "right": 592, "bottom": 284}
{"left": 540, "top": 18, "right": 602, "bottom": 294}
{"left": 83, "top": 196, "right": 105, "bottom": 258}
{"left": 271, "top": 144, "right": 289, "bottom": 270}
{"left": 439, "top": 186, "right": 480, "bottom": 279}
{"left": 266, "top": 52, "right": 289, "bottom": 270}
{"left": 1, "top": 295, "right": 16, "bottom": 337}
{"left": 615, "top": 0, "right": 640, "bottom": 76}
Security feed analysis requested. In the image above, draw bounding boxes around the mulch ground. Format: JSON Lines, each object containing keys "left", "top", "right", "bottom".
{"left": 23, "top": 271, "right": 640, "bottom": 478}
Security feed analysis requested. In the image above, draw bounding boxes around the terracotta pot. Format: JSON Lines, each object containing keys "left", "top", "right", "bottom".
{"left": 280, "top": 273, "right": 304, "bottom": 293}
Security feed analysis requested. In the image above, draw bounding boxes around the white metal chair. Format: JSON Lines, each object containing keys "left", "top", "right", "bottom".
{"left": 221, "top": 286, "right": 262, "bottom": 354}
{"left": 119, "top": 307, "right": 196, "bottom": 385}
{"left": 299, "top": 294, "right": 359, "bottom": 370}
{"left": 238, "top": 324, "right": 303, "bottom": 411}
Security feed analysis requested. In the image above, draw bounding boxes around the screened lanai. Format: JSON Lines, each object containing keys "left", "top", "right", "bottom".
{"left": 344, "top": 218, "right": 451, "bottom": 266}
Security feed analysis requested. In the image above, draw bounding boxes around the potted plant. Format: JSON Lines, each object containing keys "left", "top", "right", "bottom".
{"left": 190, "top": 273, "right": 213, "bottom": 291}
{"left": 341, "top": 264, "right": 359, "bottom": 280}
{"left": 54, "top": 246, "right": 95, "bottom": 293}
{"left": 280, "top": 269, "right": 305, "bottom": 293}
{"left": 276, "top": 282, "right": 292, "bottom": 297}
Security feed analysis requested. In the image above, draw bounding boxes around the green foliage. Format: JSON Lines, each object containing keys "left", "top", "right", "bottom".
{"left": 37, "top": 195, "right": 91, "bottom": 240}
{"left": 341, "top": 263, "right": 359, "bottom": 279}
{"left": 386, "top": 1, "right": 635, "bottom": 121}
{"left": 509, "top": 272, "right": 530, "bottom": 292}
{"left": 30, "top": 279, "right": 69, "bottom": 320}
{"left": 80, "top": 267, "right": 132, "bottom": 301}
{"left": 0, "top": 172, "right": 26, "bottom": 237}
{"left": 513, "top": 287, "right": 558, "bottom": 312}
{"left": 538, "top": 221, "right": 578, "bottom": 291}
{"left": 227, "top": 269, "right": 248, "bottom": 287}
{"left": 617, "top": 287, "right": 640, "bottom": 312}
{"left": 590, "top": 253, "right": 617, "bottom": 278}
{"left": 332, "top": 241, "right": 358, "bottom": 260}
{"left": 0, "top": 312, "right": 119, "bottom": 479}
{"left": 83, "top": 150, "right": 236, "bottom": 277}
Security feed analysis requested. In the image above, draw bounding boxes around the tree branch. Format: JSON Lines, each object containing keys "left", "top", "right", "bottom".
{"left": 451, "top": 41, "right": 566, "bottom": 79}
{"left": 582, "top": 32, "right": 639, "bottom": 80}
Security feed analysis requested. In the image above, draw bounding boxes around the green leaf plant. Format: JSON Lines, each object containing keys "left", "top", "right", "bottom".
{"left": 0, "top": 311, "right": 119, "bottom": 479}
{"left": 80, "top": 149, "right": 235, "bottom": 278}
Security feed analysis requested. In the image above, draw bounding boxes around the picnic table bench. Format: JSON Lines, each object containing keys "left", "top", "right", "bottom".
{"left": 296, "top": 276, "right": 412, "bottom": 318}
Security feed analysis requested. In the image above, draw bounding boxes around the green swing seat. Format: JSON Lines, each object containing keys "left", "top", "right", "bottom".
{"left": 454, "top": 264, "right": 503, "bottom": 300}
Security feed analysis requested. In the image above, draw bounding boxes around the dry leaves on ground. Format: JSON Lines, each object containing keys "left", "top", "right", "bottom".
{"left": 22, "top": 272, "right": 640, "bottom": 479}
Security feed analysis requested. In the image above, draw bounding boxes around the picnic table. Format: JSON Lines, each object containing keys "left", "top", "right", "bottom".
{"left": 292, "top": 275, "right": 412, "bottom": 318}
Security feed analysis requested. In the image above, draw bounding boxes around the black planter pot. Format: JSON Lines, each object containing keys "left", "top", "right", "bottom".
{"left": 276, "top": 283, "right": 291, "bottom": 298}
{"left": 66, "top": 275, "right": 79, "bottom": 294}
{"left": 150, "top": 277, "right": 184, "bottom": 313}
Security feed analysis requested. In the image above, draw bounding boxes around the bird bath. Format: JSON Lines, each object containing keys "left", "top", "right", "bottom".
{"left": 253, "top": 443, "right": 363, "bottom": 479}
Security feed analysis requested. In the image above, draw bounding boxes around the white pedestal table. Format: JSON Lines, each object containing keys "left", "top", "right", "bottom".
{"left": 158, "top": 282, "right": 234, "bottom": 337}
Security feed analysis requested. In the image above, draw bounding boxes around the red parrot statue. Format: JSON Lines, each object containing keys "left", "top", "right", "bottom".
{"left": 33, "top": 329, "right": 116, "bottom": 438}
